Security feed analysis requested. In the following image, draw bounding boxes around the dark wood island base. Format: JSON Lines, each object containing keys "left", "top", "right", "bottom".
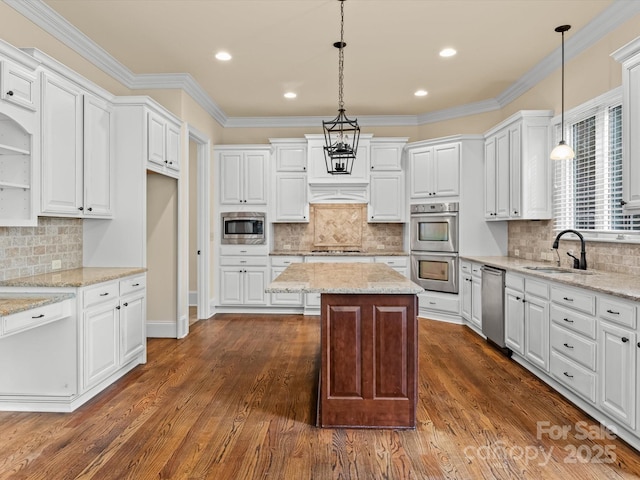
{"left": 318, "top": 293, "right": 418, "bottom": 429}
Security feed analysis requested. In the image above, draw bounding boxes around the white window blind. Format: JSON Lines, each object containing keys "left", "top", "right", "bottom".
{"left": 552, "top": 89, "right": 640, "bottom": 234}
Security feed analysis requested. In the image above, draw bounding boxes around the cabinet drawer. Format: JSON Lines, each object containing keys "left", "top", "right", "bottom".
{"left": 120, "top": 275, "right": 146, "bottom": 296}
{"left": 83, "top": 281, "right": 119, "bottom": 308}
{"left": 3, "top": 298, "right": 72, "bottom": 336}
{"left": 550, "top": 304, "right": 596, "bottom": 339}
{"left": 220, "top": 245, "right": 269, "bottom": 256}
{"left": 419, "top": 293, "right": 459, "bottom": 314}
{"left": 505, "top": 272, "right": 524, "bottom": 292}
{"left": 551, "top": 286, "right": 595, "bottom": 315}
{"left": 271, "top": 256, "right": 303, "bottom": 267}
{"left": 550, "top": 351, "right": 596, "bottom": 403}
{"left": 598, "top": 295, "right": 636, "bottom": 329}
{"left": 460, "top": 261, "right": 471, "bottom": 275}
{"left": 220, "top": 255, "right": 268, "bottom": 267}
{"left": 470, "top": 263, "right": 482, "bottom": 277}
{"left": 525, "top": 278, "right": 549, "bottom": 299}
{"left": 375, "top": 256, "right": 408, "bottom": 268}
{"left": 550, "top": 324, "right": 596, "bottom": 370}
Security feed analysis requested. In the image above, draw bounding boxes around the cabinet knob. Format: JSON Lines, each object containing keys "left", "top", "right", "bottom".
{"left": 78, "top": 206, "right": 84, "bottom": 211}
{"left": 303, "top": 166, "right": 306, "bottom": 170}
{"left": 371, "top": 216, "right": 374, "bottom": 219}
{"left": 123, "top": 302, "right": 128, "bottom": 307}
{"left": 87, "top": 207, "right": 93, "bottom": 212}
{"left": 515, "top": 296, "right": 521, "bottom": 300}
{"left": 513, "top": 210, "right": 518, "bottom": 215}
{"left": 622, "top": 337, "right": 629, "bottom": 343}
{"left": 164, "top": 160, "right": 168, "bottom": 164}
{"left": 6, "top": 90, "right": 14, "bottom": 96}
{"left": 637, "top": 342, "right": 640, "bottom": 348}
{"left": 116, "top": 305, "right": 121, "bottom": 310}
{"left": 621, "top": 200, "right": 628, "bottom": 206}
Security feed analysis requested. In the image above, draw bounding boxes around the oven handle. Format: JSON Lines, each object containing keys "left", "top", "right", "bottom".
{"left": 410, "top": 251, "right": 458, "bottom": 257}
{"left": 410, "top": 212, "right": 458, "bottom": 219}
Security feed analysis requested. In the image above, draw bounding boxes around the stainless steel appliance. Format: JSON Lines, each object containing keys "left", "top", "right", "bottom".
{"left": 410, "top": 202, "right": 458, "bottom": 252}
{"left": 221, "top": 212, "right": 266, "bottom": 244}
{"left": 481, "top": 265, "right": 507, "bottom": 350}
{"left": 410, "top": 203, "right": 459, "bottom": 294}
{"left": 410, "top": 252, "right": 458, "bottom": 294}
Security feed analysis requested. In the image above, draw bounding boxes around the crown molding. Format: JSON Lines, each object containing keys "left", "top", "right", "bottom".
{"left": 4, "top": 0, "right": 638, "bottom": 129}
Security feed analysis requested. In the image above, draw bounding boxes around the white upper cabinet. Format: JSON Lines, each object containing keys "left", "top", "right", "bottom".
{"left": 271, "top": 139, "right": 308, "bottom": 222}
{"left": 613, "top": 37, "right": 640, "bottom": 210}
{"left": 217, "top": 146, "right": 269, "bottom": 205}
{"left": 484, "top": 110, "right": 552, "bottom": 220}
{"left": 407, "top": 140, "right": 460, "bottom": 199}
{"left": 146, "top": 110, "right": 181, "bottom": 177}
{"left": 1, "top": 58, "right": 37, "bottom": 112}
{"left": 271, "top": 139, "right": 307, "bottom": 171}
{"left": 368, "top": 172, "right": 404, "bottom": 222}
{"left": 370, "top": 138, "right": 407, "bottom": 171}
{"left": 40, "top": 71, "right": 113, "bottom": 218}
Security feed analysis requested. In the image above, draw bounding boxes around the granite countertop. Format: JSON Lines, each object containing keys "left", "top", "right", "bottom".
{"left": 270, "top": 250, "right": 409, "bottom": 256}
{"left": 0, "top": 267, "right": 147, "bottom": 288}
{"left": 0, "top": 293, "right": 75, "bottom": 316}
{"left": 266, "top": 262, "right": 423, "bottom": 294}
{"left": 462, "top": 256, "right": 640, "bottom": 302}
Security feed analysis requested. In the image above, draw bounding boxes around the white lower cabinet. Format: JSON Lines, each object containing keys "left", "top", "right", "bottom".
{"left": 503, "top": 273, "right": 549, "bottom": 370}
{"left": 460, "top": 261, "right": 481, "bottom": 328}
{"left": 374, "top": 256, "right": 408, "bottom": 278}
{"left": 500, "top": 269, "right": 640, "bottom": 448}
{"left": 270, "top": 256, "right": 304, "bottom": 306}
{"left": 219, "top": 250, "right": 269, "bottom": 306}
{"left": 82, "top": 274, "right": 146, "bottom": 391}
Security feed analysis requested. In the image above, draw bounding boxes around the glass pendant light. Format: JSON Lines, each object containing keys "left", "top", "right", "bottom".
{"left": 322, "top": 0, "right": 360, "bottom": 175}
{"left": 550, "top": 24, "right": 575, "bottom": 161}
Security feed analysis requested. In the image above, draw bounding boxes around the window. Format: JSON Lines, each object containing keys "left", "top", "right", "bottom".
{"left": 552, "top": 88, "right": 640, "bottom": 238}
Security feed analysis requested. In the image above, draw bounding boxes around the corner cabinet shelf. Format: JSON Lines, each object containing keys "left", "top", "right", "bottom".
{"left": 0, "top": 117, "right": 35, "bottom": 226}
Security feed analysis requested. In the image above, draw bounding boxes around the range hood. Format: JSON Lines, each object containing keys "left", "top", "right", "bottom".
{"left": 308, "top": 180, "right": 369, "bottom": 204}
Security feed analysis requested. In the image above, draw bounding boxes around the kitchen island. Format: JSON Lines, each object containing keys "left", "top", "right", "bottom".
{"left": 267, "top": 262, "right": 423, "bottom": 428}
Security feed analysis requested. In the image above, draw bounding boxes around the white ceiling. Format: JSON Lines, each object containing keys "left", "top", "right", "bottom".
{"left": 33, "top": 0, "right": 627, "bottom": 121}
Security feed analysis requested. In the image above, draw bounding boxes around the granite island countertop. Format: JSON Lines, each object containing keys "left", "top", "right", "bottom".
{"left": 0, "top": 267, "right": 147, "bottom": 288}
{"left": 266, "top": 262, "right": 423, "bottom": 294}
{"left": 462, "top": 256, "right": 640, "bottom": 302}
{"left": 0, "top": 293, "right": 75, "bottom": 316}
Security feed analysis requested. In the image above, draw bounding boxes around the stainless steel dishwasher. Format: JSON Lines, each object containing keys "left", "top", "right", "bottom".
{"left": 481, "top": 265, "right": 508, "bottom": 351}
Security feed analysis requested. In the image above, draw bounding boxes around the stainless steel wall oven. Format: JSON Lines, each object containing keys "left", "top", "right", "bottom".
{"left": 410, "top": 203, "right": 459, "bottom": 294}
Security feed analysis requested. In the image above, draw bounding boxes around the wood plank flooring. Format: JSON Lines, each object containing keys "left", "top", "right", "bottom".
{"left": 1, "top": 314, "right": 640, "bottom": 479}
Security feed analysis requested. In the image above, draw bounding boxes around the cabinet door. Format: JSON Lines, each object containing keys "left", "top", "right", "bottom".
{"left": 275, "top": 144, "right": 306, "bottom": 171}
{"left": 370, "top": 142, "right": 403, "bottom": 171}
{"left": 83, "top": 301, "right": 119, "bottom": 390}
{"left": 484, "top": 137, "right": 497, "bottom": 218}
{"left": 1, "top": 60, "right": 36, "bottom": 110}
{"left": 623, "top": 60, "right": 640, "bottom": 210}
{"left": 244, "top": 268, "right": 267, "bottom": 305}
{"left": 369, "top": 173, "right": 403, "bottom": 222}
{"left": 120, "top": 292, "right": 146, "bottom": 365}
{"left": 433, "top": 143, "right": 459, "bottom": 196}
{"left": 599, "top": 321, "right": 636, "bottom": 428}
{"left": 40, "top": 73, "right": 83, "bottom": 215}
{"left": 494, "top": 129, "right": 510, "bottom": 219}
{"left": 165, "top": 122, "right": 181, "bottom": 173}
{"left": 508, "top": 123, "right": 522, "bottom": 218}
{"left": 524, "top": 295, "right": 549, "bottom": 371}
{"left": 471, "top": 275, "right": 482, "bottom": 329}
{"left": 461, "top": 275, "right": 472, "bottom": 321}
{"left": 409, "top": 147, "right": 433, "bottom": 198}
{"left": 270, "top": 266, "right": 303, "bottom": 306}
{"left": 219, "top": 268, "right": 243, "bottom": 304}
{"left": 147, "top": 111, "right": 166, "bottom": 167}
{"left": 274, "top": 173, "right": 307, "bottom": 222}
{"left": 83, "top": 94, "right": 113, "bottom": 216}
{"left": 244, "top": 152, "right": 267, "bottom": 204}
{"left": 505, "top": 288, "right": 525, "bottom": 355}
{"left": 219, "top": 151, "right": 243, "bottom": 204}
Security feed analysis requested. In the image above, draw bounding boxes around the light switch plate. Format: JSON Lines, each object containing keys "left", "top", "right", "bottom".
{"left": 52, "top": 259, "right": 61, "bottom": 270}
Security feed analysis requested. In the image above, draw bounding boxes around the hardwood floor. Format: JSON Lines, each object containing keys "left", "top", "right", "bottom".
{"left": 1, "top": 314, "right": 640, "bottom": 479}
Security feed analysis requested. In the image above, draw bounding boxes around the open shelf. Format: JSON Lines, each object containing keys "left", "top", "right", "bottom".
{"left": 0, "top": 143, "right": 29, "bottom": 156}
{"left": 0, "top": 181, "right": 30, "bottom": 190}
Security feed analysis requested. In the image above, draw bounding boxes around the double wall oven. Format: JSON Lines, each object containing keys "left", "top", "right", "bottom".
{"left": 410, "top": 203, "right": 459, "bottom": 294}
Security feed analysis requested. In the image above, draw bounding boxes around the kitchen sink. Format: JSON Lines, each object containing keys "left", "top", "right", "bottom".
{"left": 524, "top": 266, "right": 595, "bottom": 275}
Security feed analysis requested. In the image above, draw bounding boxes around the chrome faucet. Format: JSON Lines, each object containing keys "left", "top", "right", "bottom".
{"left": 552, "top": 229, "right": 587, "bottom": 270}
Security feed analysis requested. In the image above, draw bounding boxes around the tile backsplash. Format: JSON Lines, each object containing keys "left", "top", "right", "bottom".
{"left": 273, "top": 203, "right": 404, "bottom": 252}
{"left": 508, "top": 220, "right": 640, "bottom": 276}
{"left": 0, "top": 217, "right": 83, "bottom": 281}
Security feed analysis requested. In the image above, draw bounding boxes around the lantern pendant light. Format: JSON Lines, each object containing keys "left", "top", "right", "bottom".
{"left": 550, "top": 24, "right": 575, "bottom": 161}
{"left": 322, "top": 0, "right": 360, "bottom": 175}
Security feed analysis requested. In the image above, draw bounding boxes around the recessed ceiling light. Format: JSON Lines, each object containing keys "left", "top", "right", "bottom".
{"left": 439, "top": 48, "right": 457, "bottom": 58}
{"left": 215, "top": 51, "right": 232, "bottom": 61}
{"left": 284, "top": 92, "right": 297, "bottom": 99}
{"left": 414, "top": 90, "right": 428, "bottom": 97}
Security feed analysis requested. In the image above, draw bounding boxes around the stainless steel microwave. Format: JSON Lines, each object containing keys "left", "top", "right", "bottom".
{"left": 221, "top": 212, "right": 266, "bottom": 244}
